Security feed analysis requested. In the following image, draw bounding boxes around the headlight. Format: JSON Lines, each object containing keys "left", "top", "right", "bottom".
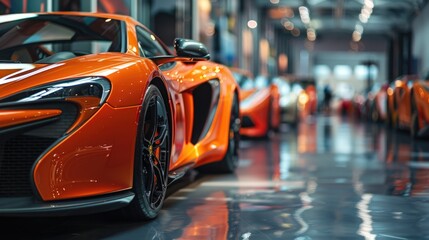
{"left": 1, "top": 77, "right": 110, "bottom": 104}
{"left": 298, "top": 93, "right": 309, "bottom": 105}
{"left": 0, "top": 77, "right": 111, "bottom": 134}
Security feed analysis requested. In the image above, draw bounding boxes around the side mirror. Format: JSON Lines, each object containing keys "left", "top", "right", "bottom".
{"left": 174, "top": 38, "right": 210, "bottom": 60}
{"left": 150, "top": 38, "right": 210, "bottom": 66}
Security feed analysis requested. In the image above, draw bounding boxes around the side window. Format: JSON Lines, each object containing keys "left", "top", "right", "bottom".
{"left": 136, "top": 26, "right": 168, "bottom": 58}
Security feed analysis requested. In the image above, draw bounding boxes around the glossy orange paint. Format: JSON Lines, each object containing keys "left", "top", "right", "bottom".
{"left": 240, "top": 89, "right": 255, "bottom": 100}
{"left": 163, "top": 62, "right": 237, "bottom": 169}
{"left": 240, "top": 88, "right": 272, "bottom": 137}
{"left": 394, "top": 75, "right": 419, "bottom": 129}
{"left": 302, "top": 85, "right": 317, "bottom": 116}
{"left": 0, "top": 12, "right": 238, "bottom": 203}
{"left": 386, "top": 84, "right": 396, "bottom": 126}
{"left": 231, "top": 69, "right": 279, "bottom": 138}
{"left": 410, "top": 81, "right": 429, "bottom": 136}
{"left": 270, "top": 84, "right": 281, "bottom": 129}
{"left": 0, "top": 109, "right": 62, "bottom": 128}
{"left": 65, "top": 97, "right": 101, "bottom": 134}
{"left": 33, "top": 103, "right": 140, "bottom": 200}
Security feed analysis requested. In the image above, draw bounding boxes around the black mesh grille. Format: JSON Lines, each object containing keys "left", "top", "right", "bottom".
{"left": 0, "top": 135, "right": 55, "bottom": 197}
{"left": 0, "top": 102, "right": 78, "bottom": 197}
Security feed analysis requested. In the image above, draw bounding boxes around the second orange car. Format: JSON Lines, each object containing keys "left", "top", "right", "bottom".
{"left": 232, "top": 70, "right": 280, "bottom": 138}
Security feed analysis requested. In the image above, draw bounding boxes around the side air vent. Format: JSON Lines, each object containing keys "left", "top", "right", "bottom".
{"left": 191, "top": 79, "right": 220, "bottom": 144}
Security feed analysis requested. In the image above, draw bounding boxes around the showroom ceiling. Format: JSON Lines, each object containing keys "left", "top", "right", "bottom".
{"left": 257, "top": 0, "right": 427, "bottom": 37}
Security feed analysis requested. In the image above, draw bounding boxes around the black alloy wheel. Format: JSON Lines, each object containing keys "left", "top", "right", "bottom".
{"left": 124, "top": 85, "right": 170, "bottom": 220}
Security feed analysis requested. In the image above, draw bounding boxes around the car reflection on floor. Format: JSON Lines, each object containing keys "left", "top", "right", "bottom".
{"left": 2, "top": 115, "right": 429, "bottom": 239}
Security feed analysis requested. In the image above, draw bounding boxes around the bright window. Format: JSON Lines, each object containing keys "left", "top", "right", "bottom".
{"left": 333, "top": 65, "right": 352, "bottom": 80}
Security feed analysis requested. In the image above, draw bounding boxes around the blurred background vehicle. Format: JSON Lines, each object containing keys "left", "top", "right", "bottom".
{"left": 410, "top": 76, "right": 429, "bottom": 138}
{"left": 272, "top": 76, "right": 303, "bottom": 125}
{"left": 366, "top": 83, "right": 388, "bottom": 123}
{"left": 390, "top": 75, "right": 420, "bottom": 130}
{"left": 334, "top": 82, "right": 355, "bottom": 116}
{"left": 232, "top": 70, "right": 280, "bottom": 138}
{"left": 275, "top": 76, "right": 318, "bottom": 122}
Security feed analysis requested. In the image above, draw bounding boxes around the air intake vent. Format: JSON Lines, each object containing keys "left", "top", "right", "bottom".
{"left": 0, "top": 135, "right": 55, "bottom": 196}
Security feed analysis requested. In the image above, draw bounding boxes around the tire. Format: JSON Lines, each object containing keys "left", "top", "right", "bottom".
{"left": 123, "top": 85, "right": 170, "bottom": 220}
{"left": 199, "top": 93, "right": 240, "bottom": 173}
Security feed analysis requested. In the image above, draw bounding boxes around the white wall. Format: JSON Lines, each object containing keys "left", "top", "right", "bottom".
{"left": 287, "top": 34, "right": 388, "bottom": 93}
{"left": 314, "top": 51, "right": 386, "bottom": 94}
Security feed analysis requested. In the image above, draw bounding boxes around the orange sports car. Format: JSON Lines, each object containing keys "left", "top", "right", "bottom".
{"left": 410, "top": 79, "right": 429, "bottom": 138}
{"left": 390, "top": 75, "right": 419, "bottom": 130}
{"left": 0, "top": 12, "right": 240, "bottom": 219}
{"left": 233, "top": 71, "right": 280, "bottom": 138}
{"left": 367, "top": 83, "right": 388, "bottom": 122}
{"left": 284, "top": 76, "right": 317, "bottom": 119}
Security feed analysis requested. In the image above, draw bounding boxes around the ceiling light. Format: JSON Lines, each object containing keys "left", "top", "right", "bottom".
{"left": 353, "top": 31, "right": 362, "bottom": 42}
{"left": 355, "top": 24, "right": 364, "bottom": 34}
{"left": 299, "top": 6, "right": 309, "bottom": 15}
{"left": 364, "top": 0, "right": 374, "bottom": 9}
{"left": 359, "top": 14, "right": 369, "bottom": 23}
{"left": 291, "top": 28, "right": 300, "bottom": 37}
{"left": 247, "top": 20, "right": 258, "bottom": 29}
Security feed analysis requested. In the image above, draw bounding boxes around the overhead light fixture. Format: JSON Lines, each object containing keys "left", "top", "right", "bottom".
{"left": 247, "top": 20, "right": 258, "bottom": 29}
{"left": 352, "top": 31, "right": 362, "bottom": 42}
{"left": 291, "top": 28, "right": 300, "bottom": 37}
{"left": 282, "top": 20, "right": 294, "bottom": 30}
{"left": 270, "top": 0, "right": 280, "bottom": 4}
{"left": 299, "top": 6, "right": 311, "bottom": 25}
{"left": 359, "top": 0, "right": 374, "bottom": 24}
{"left": 307, "top": 28, "right": 316, "bottom": 41}
{"left": 355, "top": 0, "right": 373, "bottom": 41}
{"left": 299, "top": 6, "right": 317, "bottom": 41}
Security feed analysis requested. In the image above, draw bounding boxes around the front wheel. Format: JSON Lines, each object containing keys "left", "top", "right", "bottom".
{"left": 123, "top": 85, "right": 170, "bottom": 220}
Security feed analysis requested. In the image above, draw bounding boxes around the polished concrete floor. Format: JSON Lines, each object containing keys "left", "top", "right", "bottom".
{"left": 3, "top": 115, "right": 429, "bottom": 239}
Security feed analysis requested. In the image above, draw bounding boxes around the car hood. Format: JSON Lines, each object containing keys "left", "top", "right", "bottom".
{"left": 0, "top": 53, "right": 141, "bottom": 100}
{"left": 240, "top": 88, "right": 271, "bottom": 110}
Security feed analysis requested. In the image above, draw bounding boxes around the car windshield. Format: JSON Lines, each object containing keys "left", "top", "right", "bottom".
{"left": 0, "top": 14, "right": 123, "bottom": 63}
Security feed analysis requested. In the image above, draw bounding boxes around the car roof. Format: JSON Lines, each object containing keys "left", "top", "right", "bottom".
{"left": 11, "top": 12, "right": 136, "bottom": 22}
